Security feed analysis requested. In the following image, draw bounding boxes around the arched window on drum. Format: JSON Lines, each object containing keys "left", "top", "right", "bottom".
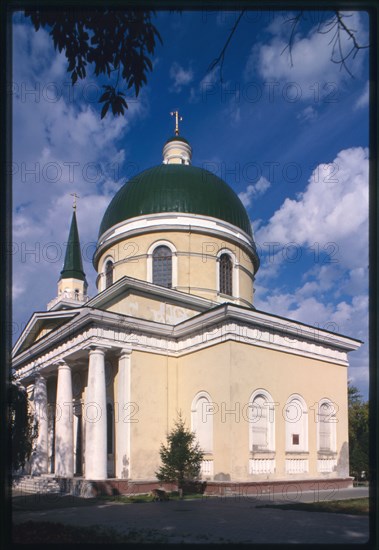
{"left": 219, "top": 253, "right": 233, "bottom": 296}
{"left": 152, "top": 245, "right": 172, "bottom": 288}
{"left": 105, "top": 260, "right": 114, "bottom": 289}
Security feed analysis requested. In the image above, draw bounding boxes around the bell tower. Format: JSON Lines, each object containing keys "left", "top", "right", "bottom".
{"left": 47, "top": 195, "right": 88, "bottom": 310}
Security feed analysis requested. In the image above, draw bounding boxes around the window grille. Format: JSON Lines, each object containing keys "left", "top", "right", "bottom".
{"left": 219, "top": 253, "right": 232, "bottom": 296}
{"left": 153, "top": 246, "right": 172, "bottom": 288}
{"left": 105, "top": 260, "right": 113, "bottom": 288}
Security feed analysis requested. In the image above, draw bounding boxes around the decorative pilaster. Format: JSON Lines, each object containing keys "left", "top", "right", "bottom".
{"left": 115, "top": 349, "right": 132, "bottom": 479}
{"left": 55, "top": 361, "right": 74, "bottom": 477}
{"left": 32, "top": 375, "right": 48, "bottom": 474}
{"left": 85, "top": 347, "right": 107, "bottom": 479}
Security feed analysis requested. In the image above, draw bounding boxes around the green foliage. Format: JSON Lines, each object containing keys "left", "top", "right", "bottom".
{"left": 9, "top": 379, "right": 38, "bottom": 471}
{"left": 348, "top": 381, "right": 369, "bottom": 480}
{"left": 258, "top": 498, "right": 369, "bottom": 515}
{"left": 24, "top": 10, "right": 162, "bottom": 118}
{"left": 156, "top": 413, "right": 204, "bottom": 489}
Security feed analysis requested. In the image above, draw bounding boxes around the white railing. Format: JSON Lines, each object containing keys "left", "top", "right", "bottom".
{"left": 201, "top": 460, "right": 214, "bottom": 477}
{"left": 285, "top": 459, "right": 309, "bottom": 474}
{"left": 317, "top": 458, "right": 337, "bottom": 473}
{"left": 47, "top": 291, "right": 90, "bottom": 310}
{"left": 249, "top": 458, "right": 275, "bottom": 475}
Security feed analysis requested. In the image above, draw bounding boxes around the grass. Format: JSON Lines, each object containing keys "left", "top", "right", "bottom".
{"left": 257, "top": 497, "right": 369, "bottom": 515}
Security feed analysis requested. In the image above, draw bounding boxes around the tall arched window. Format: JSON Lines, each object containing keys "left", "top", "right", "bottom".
{"left": 107, "top": 403, "right": 113, "bottom": 454}
{"left": 153, "top": 245, "right": 172, "bottom": 288}
{"left": 249, "top": 390, "right": 275, "bottom": 452}
{"left": 219, "top": 253, "right": 233, "bottom": 296}
{"left": 105, "top": 260, "right": 113, "bottom": 289}
{"left": 318, "top": 399, "right": 337, "bottom": 452}
{"left": 251, "top": 395, "right": 269, "bottom": 451}
{"left": 285, "top": 395, "right": 308, "bottom": 452}
{"left": 191, "top": 392, "right": 214, "bottom": 453}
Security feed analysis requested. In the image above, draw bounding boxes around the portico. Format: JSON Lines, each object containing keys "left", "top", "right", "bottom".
{"left": 21, "top": 335, "right": 133, "bottom": 481}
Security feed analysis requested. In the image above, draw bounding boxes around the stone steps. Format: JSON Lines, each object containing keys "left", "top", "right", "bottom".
{"left": 13, "top": 476, "right": 61, "bottom": 495}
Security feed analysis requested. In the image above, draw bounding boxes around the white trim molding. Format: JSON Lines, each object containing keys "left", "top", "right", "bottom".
{"left": 94, "top": 212, "right": 258, "bottom": 272}
{"left": 100, "top": 255, "right": 115, "bottom": 291}
{"left": 249, "top": 388, "right": 276, "bottom": 454}
{"left": 249, "top": 458, "right": 276, "bottom": 475}
{"left": 13, "top": 298, "right": 362, "bottom": 380}
{"left": 317, "top": 398, "right": 337, "bottom": 454}
{"left": 191, "top": 391, "right": 214, "bottom": 454}
{"left": 285, "top": 394, "right": 308, "bottom": 453}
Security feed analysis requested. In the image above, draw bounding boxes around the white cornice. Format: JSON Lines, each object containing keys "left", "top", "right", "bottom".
{"left": 177, "top": 304, "right": 362, "bottom": 353}
{"left": 13, "top": 301, "right": 362, "bottom": 377}
{"left": 12, "top": 309, "right": 81, "bottom": 357}
{"left": 94, "top": 212, "right": 258, "bottom": 269}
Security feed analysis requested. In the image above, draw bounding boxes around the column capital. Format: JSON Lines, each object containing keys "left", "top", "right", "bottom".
{"left": 87, "top": 346, "right": 107, "bottom": 357}
{"left": 83, "top": 341, "right": 112, "bottom": 353}
{"left": 118, "top": 347, "right": 132, "bottom": 359}
{"left": 54, "top": 359, "right": 69, "bottom": 369}
{"left": 83, "top": 343, "right": 111, "bottom": 353}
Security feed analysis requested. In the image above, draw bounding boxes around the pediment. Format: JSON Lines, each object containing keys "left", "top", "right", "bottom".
{"left": 12, "top": 310, "right": 80, "bottom": 357}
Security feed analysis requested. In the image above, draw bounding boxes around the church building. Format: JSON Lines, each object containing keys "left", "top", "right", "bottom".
{"left": 12, "top": 115, "right": 361, "bottom": 495}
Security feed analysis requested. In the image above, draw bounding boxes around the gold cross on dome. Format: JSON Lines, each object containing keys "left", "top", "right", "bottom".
{"left": 170, "top": 110, "right": 183, "bottom": 136}
{"left": 70, "top": 192, "right": 80, "bottom": 211}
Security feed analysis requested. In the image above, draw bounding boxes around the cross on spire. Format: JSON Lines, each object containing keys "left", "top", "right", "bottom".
{"left": 170, "top": 110, "right": 183, "bottom": 136}
{"left": 70, "top": 192, "right": 80, "bottom": 211}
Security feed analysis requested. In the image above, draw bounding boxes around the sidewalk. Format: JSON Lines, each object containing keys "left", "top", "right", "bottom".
{"left": 12, "top": 488, "right": 370, "bottom": 544}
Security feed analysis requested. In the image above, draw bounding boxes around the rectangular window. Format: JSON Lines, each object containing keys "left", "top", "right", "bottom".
{"left": 292, "top": 434, "right": 299, "bottom": 445}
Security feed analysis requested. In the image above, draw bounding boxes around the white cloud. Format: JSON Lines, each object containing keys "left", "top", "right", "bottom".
{"left": 256, "top": 147, "right": 368, "bottom": 271}
{"left": 245, "top": 11, "right": 367, "bottom": 100}
{"left": 256, "top": 277, "right": 365, "bottom": 332}
{"left": 12, "top": 18, "right": 148, "bottom": 342}
{"left": 189, "top": 65, "right": 220, "bottom": 104}
{"left": 354, "top": 81, "right": 369, "bottom": 110}
{"left": 254, "top": 145, "right": 369, "bottom": 398}
{"left": 296, "top": 106, "right": 318, "bottom": 123}
{"left": 239, "top": 176, "right": 271, "bottom": 207}
{"left": 255, "top": 283, "right": 368, "bottom": 397}
{"left": 169, "top": 62, "right": 194, "bottom": 93}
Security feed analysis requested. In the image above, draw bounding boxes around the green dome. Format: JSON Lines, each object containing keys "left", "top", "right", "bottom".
{"left": 99, "top": 164, "right": 253, "bottom": 239}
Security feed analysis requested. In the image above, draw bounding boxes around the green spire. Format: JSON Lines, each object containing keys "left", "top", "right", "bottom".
{"left": 60, "top": 210, "right": 87, "bottom": 282}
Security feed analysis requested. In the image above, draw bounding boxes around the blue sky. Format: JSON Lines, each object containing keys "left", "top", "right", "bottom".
{"left": 12, "top": 10, "right": 369, "bottom": 397}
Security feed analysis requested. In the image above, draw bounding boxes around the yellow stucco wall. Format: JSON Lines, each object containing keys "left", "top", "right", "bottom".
{"left": 128, "top": 350, "right": 171, "bottom": 479}
{"left": 96, "top": 231, "right": 255, "bottom": 307}
{"left": 125, "top": 341, "right": 348, "bottom": 482}
{"left": 105, "top": 291, "right": 201, "bottom": 325}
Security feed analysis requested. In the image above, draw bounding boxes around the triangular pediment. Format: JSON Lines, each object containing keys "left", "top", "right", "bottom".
{"left": 86, "top": 276, "right": 216, "bottom": 324}
{"left": 12, "top": 309, "right": 80, "bottom": 357}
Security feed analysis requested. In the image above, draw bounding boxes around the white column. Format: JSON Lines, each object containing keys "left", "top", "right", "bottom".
{"left": 32, "top": 376, "right": 48, "bottom": 474}
{"left": 115, "top": 349, "right": 132, "bottom": 479}
{"left": 85, "top": 347, "right": 107, "bottom": 479}
{"left": 55, "top": 361, "right": 74, "bottom": 477}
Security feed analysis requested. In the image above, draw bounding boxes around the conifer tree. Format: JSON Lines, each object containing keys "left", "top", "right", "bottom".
{"left": 156, "top": 412, "right": 203, "bottom": 495}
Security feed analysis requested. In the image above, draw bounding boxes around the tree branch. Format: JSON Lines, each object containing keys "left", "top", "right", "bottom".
{"left": 207, "top": 10, "right": 245, "bottom": 83}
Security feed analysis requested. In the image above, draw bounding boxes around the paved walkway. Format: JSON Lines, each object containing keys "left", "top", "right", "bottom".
{"left": 12, "top": 488, "right": 370, "bottom": 544}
